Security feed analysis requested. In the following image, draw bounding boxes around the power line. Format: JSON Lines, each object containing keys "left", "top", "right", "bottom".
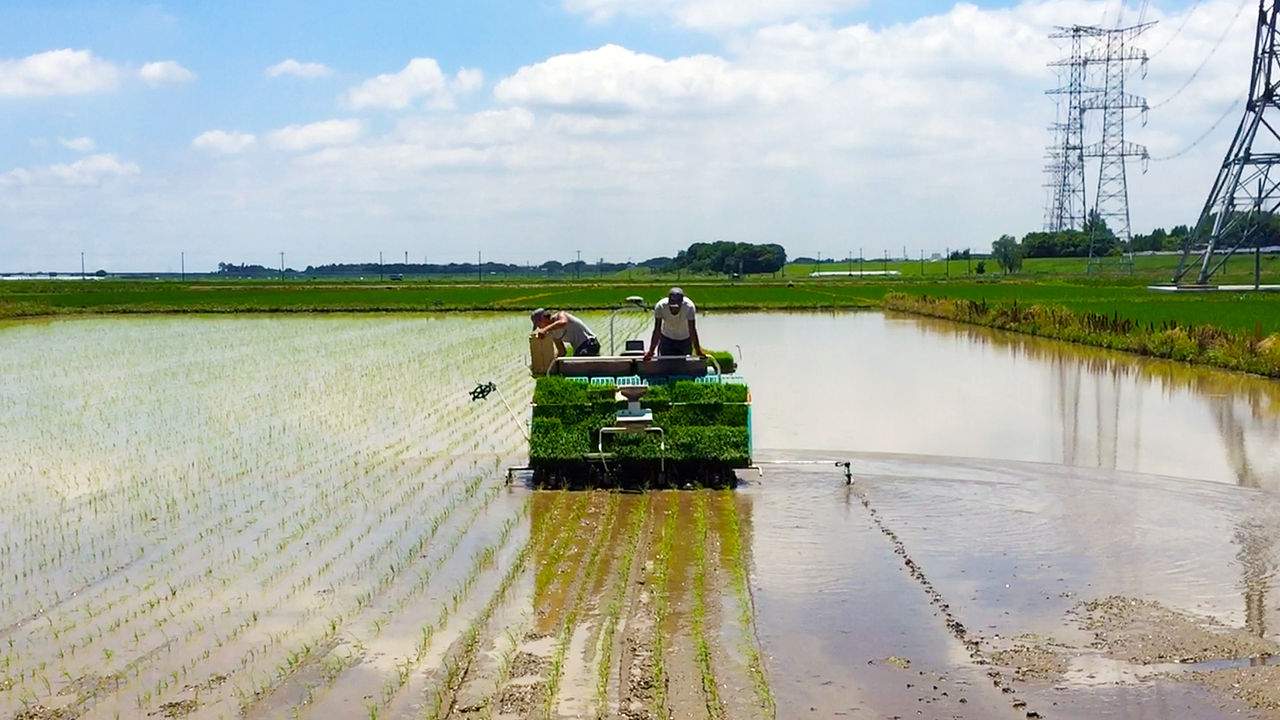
{"left": 1149, "top": 99, "right": 1242, "bottom": 161}
{"left": 1148, "top": 0, "right": 1202, "bottom": 59}
{"left": 1150, "top": 0, "right": 1251, "bottom": 110}
{"left": 1101, "top": 0, "right": 1120, "bottom": 28}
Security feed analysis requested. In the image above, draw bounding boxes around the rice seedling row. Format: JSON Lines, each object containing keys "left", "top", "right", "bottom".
{"left": 649, "top": 498, "right": 678, "bottom": 718}
{"left": 277, "top": 478, "right": 520, "bottom": 720}
{"left": 11, "top": 417, "right": 494, "bottom": 712}
{"left": 711, "top": 494, "right": 774, "bottom": 718}
{"left": 593, "top": 495, "right": 650, "bottom": 718}
{"left": 2, "top": 313, "right": 784, "bottom": 720}
{"left": 540, "top": 492, "right": 621, "bottom": 718}
{"left": 0, "top": 319, "right": 491, "bottom": 622}
{"left": 690, "top": 493, "right": 724, "bottom": 720}
{"left": 435, "top": 493, "right": 582, "bottom": 720}
{"left": 402, "top": 491, "right": 588, "bottom": 720}
{"left": 0, "top": 315, "right": 538, "bottom": 719}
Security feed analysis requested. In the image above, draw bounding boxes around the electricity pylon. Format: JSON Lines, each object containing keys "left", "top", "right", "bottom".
{"left": 1045, "top": 22, "right": 1152, "bottom": 269}
{"left": 1174, "top": 1, "right": 1280, "bottom": 286}
{"left": 1082, "top": 23, "right": 1154, "bottom": 270}
{"left": 1045, "top": 28, "right": 1091, "bottom": 232}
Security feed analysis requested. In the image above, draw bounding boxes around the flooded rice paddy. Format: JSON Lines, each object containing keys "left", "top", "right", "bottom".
{"left": 2, "top": 311, "right": 1280, "bottom": 719}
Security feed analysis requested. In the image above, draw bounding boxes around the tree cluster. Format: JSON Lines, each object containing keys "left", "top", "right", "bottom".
{"left": 671, "top": 242, "right": 787, "bottom": 275}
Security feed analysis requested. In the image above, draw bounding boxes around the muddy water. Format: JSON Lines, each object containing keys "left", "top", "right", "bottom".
{"left": 716, "top": 311, "right": 1280, "bottom": 489}
{"left": 6, "top": 312, "right": 1280, "bottom": 720}
{"left": 709, "top": 311, "right": 1280, "bottom": 719}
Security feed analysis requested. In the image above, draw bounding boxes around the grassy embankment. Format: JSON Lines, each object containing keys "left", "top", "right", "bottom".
{"left": 883, "top": 292, "right": 1280, "bottom": 378}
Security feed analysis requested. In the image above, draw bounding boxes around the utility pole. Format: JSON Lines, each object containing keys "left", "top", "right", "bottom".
{"left": 920, "top": 249, "right": 925, "bottom": 276}
{"left": 80, "top": 252, "right": 84, "bottom": 280}
{"left": 379, "top": 251, "right": 384, "bottom": 282}
{"left": 280, "top": 252, "right": 285, "bottom": 281}
{"left": 575, "top": 250, "right": 581, "bottom": 280}
{"left": 945, "top": 247, "right": 950, "bottom": 278}
{"left": 1175, "top": 1, "right": 1280, "bottom": 286}
{"left": 477, "top": 251, "right": 482, "bottom": 282}
{"left": 181, "top": 251, "right": 185, "bottom": 282}
{"left": 883, "top": 249, "right": 887, "bottom": 274}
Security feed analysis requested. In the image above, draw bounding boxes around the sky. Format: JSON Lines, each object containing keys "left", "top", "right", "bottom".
{"left": 0, "top": 0, "right": 1261, "bottom": 272}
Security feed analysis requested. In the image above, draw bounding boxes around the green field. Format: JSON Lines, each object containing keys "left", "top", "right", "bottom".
{"left": 4, "top": 257, "right": 1280, "bottom": 337}
{"left": 785, "top": 251, "right": 1280, "bottom": 284}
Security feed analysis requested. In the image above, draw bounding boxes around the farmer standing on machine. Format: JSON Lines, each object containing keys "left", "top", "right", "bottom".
{"left": 644, "top": 287, "right": 703, "bottom": 359}
{"left": 531, "top": 308, "right": 601, "bottom": 357}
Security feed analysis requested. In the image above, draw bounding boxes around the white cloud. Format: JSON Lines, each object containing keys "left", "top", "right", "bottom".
{"left": 192, "top": 130, "right": 257, "bottom": 154}
{"left": 0, "top": 1, "right": 1259, "bottom": 270}
{"left": 58, "top": 136, "right": 96, "bottom": 152}
{"left": 2, "top": 154, "right": 139, "bottom": 188}
{"left": 562, "top": 0, "right": 869, "bottom": 30}
{"left": 0, "top": 168, "right": 32, "bottom": 187}
{"left": 0, "top": 49, "right": 122, "bottom": 97}
{"left": 48, "top": 154, "right": 140, "bottom": 186}
{"left": 462, "top": 108, "right": 536, "bottom": 146}
{"left": 452, "top": 67, "right": 484, "bottom": 94}
{"left": 544, "top": 113, "right": 648, "bottom": 136}
{"left": 345, "top": 58, "right": 482, "bottom": 110}
{"left": 139, "top": 60, "right": 196, "bottom": 86}
{"left": 266, "top": 119, "right": 364, "bottom": 152}
{"left": 266, "top": 59, "right": 333, "bottom": 79}
{"left": 494, "top": 44, "right": 816, "bottom": 113}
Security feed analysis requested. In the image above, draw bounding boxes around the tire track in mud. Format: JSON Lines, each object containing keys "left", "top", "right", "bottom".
{"left": 847, "top": 479, "right": 1046, "bottom": 720}
{"left": 615, "top": 496, "right": 666, "bottom": 720}
{"left": 594, "top": 496, "right": 650, "bottom": 719}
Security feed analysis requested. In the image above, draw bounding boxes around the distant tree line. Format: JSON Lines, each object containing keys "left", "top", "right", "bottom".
{"left": 216, "top": 241, "right": 787, "bottom": 279}
{"left": 990, "top": 210, "right": 1280, "bottom": 275}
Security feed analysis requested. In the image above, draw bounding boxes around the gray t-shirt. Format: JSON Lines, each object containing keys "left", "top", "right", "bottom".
{"left": 549, "top": 312, "right": 594, "bottom": 348}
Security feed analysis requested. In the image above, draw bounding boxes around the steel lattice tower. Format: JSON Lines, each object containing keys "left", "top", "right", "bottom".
{"left": 1045, "top": 28, "right": 1090, "bottom": 232}
{"left": 1174, "top": 0, "right": 1280, "bottom": 285}
{"left": 1043, "top": 23, "right": 1152, "bottom": 264}
{"left": 1082, "top": 23, "right": 1154, "bottom": 268}
{"left": 1042, "top": 122, "right": 1068, "bottom": 230}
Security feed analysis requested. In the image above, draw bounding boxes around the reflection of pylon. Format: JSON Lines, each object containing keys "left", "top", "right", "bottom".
{"left": 1174, "top": 1, "right": 1280, "bottom": 286}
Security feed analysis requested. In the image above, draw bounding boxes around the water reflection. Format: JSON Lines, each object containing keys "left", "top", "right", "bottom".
{"left": 1236, "top": 517, "right": 1278, "bottom": 640}
{"left": 713, "top": 311, "right": 1280, "bottom": 491}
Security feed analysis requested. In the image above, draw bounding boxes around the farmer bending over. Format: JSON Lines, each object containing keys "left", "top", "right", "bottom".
{"left": 531, "top": 308, "right": 601, "bottom": 357}
{"left": 644, "top": 287, "right": 703, "bottom": 359}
